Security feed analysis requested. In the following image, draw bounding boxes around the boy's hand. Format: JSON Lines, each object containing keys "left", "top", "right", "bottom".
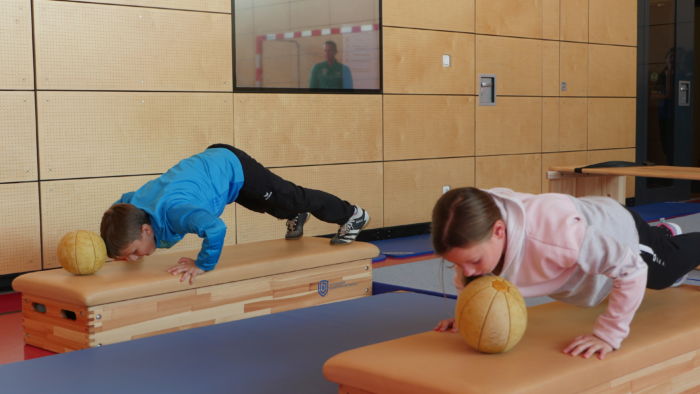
{"left": 167, "top": 257, "right": 205, "bottom": 285}
{"left": 433, "top": 317, "right": 458, "bottom": 332}
{"left": 562, "top": 334, "right": 614, "bottom": 360}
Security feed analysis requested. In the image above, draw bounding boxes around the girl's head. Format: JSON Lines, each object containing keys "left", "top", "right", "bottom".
{"left": 432, "top": 187, "right": 506, "bottom": 277}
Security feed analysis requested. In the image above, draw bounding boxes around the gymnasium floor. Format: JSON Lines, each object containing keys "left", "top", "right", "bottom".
{"left": 2, "top": 205, "right": 700, "bottom": 366}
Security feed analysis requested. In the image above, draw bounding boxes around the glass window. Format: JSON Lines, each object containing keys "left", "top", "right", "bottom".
{"left": 234, "top": 0, "right": 381, "bottom": 92}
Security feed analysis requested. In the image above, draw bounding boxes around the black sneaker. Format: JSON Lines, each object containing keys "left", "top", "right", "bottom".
{"left": 331, "top": 207, "right": 370, "bottom": 245}
{"left": 285, "top": 212, "right": 309, "bottom": 240}
{"left": 656, "top": 220, "right": 682, "bottom": 237}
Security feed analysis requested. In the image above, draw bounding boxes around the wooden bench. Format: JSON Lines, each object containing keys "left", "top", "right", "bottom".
{"left": 12, "top": 237, "right": 378, "bottom": 353}
{"left": 323, "top": 286, "right": 700, "bottom": 393}
{"left": 547, "top": 164, "right": 700, "bottom": 204}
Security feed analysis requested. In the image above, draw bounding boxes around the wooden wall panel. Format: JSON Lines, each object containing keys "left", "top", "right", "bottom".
{"left": 475, "top": 97, "right": 542, "bottom": 156}
{"left": 542, "top": 0, "right": 560, "bottom": 40}
{"left": 541, "top": 151, "right": 588, "bottom": 193}
{"left": 559, "top": 98, "right": 588, "bottom": 151}
{"left": 64, "top": 0, "right": 231, "bottom": 13}
{"left": 383, "top": 27, "right": 475, "bottom": 95}
{"left": 543, "top": 41, "right": 560, "bottom": 96}
{"left": 560, "top": 0, "right": 589, "bottom": 43}
{"left": 235, "top": 163, "right": 382, "bottom": 243}
{"left": 0, "top": 92, "right": 37, "bottom": 182}
{"left": 330, "top": 0, "right": 379, "bottom": 25}
{"left": 587, "top": 148, "right": 636, "bottom": 198}
{"left": 40, "top": 177, "right": 236, "bottom": 268}
{"left": 233, "top": 94, "right": 381, "bottom": 167}
{"left": 0, "top": 183, "right": 41, "bottom": 274}
{"left": 588, "top": 98, "right": 636, "bottom": 150}
{"left": 290, "top": 0, "right": 330, "bottom": 30}
{"left": 250, "top": 3, "right": 291, "bottom": 36}
{"left": 589, "top": 0, "right": 636, "bottom": 46}
{"left": 384, "top": 95, "right": 474, "bottom": 160}
{"left": 476, "top": 35, "right": 542, "bottom": 96}
{"left": 475, "top": 0, "right": 542, "bottom": 38}
{"left": 0, "top": 0, "right": 34, "bottom": 89}
{"left": 560, "top": 42, "right": 589, "bottom": 97}
{"left": 589, "top": 45, "right": 637, "bottom": 97}
{"left": 37, "top": 92, "right": 233, "bottom": 179}
{"left": 34, "top": 0, "right": 232, "bottom": 91}
{"left": 384, "top": 158, "right": 475, "bottom": 227}
{"left": 475, "top": 154, "right": 542, "bottom": 194}
{"left": 542, "top": 98, "right": 560, "bottom": 152}
{"left": 382, "top": 0, "right": 474, "bottom": 32}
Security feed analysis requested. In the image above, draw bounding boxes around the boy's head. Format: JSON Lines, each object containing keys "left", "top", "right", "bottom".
{"left": 431, "top": 187, "right": 506, "bottom": 277}
{"left": 100, "top": 203, "right": 156, "bottom": 261}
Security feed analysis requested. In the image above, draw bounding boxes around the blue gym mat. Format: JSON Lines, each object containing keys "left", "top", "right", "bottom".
{"left": 370, "top": 234, "right": 433, "bottom": 260}
{"left": 0, "top": 292, "right": 454, "bottom": 394}
{"left": 629, "top": 201, "right": 700, "bottom": 222}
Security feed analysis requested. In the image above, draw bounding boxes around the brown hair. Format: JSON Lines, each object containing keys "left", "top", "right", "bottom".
{"left": 100, "top": 203, "right": 150, "bottom": 258}
{"left": 431, "top": 187, "right": 502, "bottom": 255}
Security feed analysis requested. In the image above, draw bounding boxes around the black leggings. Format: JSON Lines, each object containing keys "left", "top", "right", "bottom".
{"left": 208, "top": 144, "right": 354, "bottom": 224}
{"left": 627, "top": 208, "right": 700, "bottom": 289}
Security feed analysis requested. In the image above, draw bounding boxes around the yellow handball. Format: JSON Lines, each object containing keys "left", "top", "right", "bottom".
{"left": 455, "top": 275, "right": 527, "bottom": 354}
{"left": 56, "top": 230, "right": 107, "bottom": 275}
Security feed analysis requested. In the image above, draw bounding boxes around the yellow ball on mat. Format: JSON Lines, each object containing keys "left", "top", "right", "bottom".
{"left": 455, "top": 275, "right": 527, "bottom": 353}
{"left": 56, "top": 230, "right": 107, "bottom": 275}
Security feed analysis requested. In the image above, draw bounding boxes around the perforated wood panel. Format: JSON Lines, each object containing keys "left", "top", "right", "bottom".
{"left": 383, "top": 27, "right": 475, "bottom": 95}
{"left": 384, "top": 158, "right": 474, "bottom": 227}
{"left": 476, "top": 35, "right": 542, "bottom": 96}
{"left": 0, "top": 183, "right": 41, "bottom": 274}
{"left": 37, "top": 92, "right": 233, "bottom": 179}
{"left": 543, "top": 40, "right": 560, "bottom": 96}
{"left": 382, "top": 0, "right": 474, "bottom": 32}
{"left": 65, "top": 0, "right": 231, "bottom": 12}
{"left": 475, "top": 97, "right": 542, "bottom": 156}
{"left": 0, "top": 92, "right": 37, "bottom": 182}
{"left": 541, "top": 151, "right": 588, "bottom": 193}
{"left": 475, "top": 0, "right": 542, "bottom": 38}
{"left": 233, "top": 93, "right": 381, "bottom": 167}
{"left": 0, "top": 0, "right": 34, "bottom": 89}
{"left": 589, "top": 45, "right": 637, "bottom": 97}
{"left": 542, "top": 0, "right": 560, "bottom": 40}
{"left": 560, "top": 42, "right": 589, "bottom": 97}
{"left": 34, "top": 0, "right": 232, "bottom": 91}
{"left": 476, "top": 154, "right": 542, "bottom": 194}
{"left": 542, "top": 98, "right": 560, "bottom": 152}
{"left": 235, "top": 163, "right": 382, "bottom": 244}
{"left": 383, "top": 95, "right": 475, "bottom": 160}
{"left": 587, "top": 148, "right": 636, "bottom": 197}
{"left": 40, "top": 177, "right": 236, "bottom": 268}
{"left": 589, "top": 0, "right": 636, "bottom": 46}
{"left": 560, "top": 0, "right": 589, "bottom": 43}
{"left": 329, "top": 0, "right": 378, "bottom": 25}
{"left": 588, "top": 98, "right": 636, "bottom": 150}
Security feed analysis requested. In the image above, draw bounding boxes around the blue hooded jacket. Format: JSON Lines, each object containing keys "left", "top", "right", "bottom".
{"left": 116, "top": 148, "right": 244, "bottom": 271}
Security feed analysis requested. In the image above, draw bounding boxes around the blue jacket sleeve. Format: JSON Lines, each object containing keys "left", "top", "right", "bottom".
{"left": 166, "top": 204, "right": 227, "bottom": 271}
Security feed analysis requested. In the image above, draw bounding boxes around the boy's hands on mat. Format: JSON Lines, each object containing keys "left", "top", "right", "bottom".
{"left": 167, "top": 257, "right": 204, "bottom": 285}
{"left": 434, "top": 318, "right": 458, "bottom": 333}
{"left": 563, "top": 334, "right": 613, "bottom": 360}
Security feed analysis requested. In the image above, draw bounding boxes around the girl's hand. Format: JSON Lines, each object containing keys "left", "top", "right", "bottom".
{"left": 562, "top": 334, "right": 614, "bottom": 360}
{"left": 434, "top": 318, "right": 458, "bottom": 332}
{"left": 167, "top": 257, "right": 205, "bottom": 285}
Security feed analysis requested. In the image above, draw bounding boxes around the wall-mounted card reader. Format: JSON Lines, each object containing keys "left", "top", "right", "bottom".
{"left": 479, "top": 74, "right": 496, "bottom": 106}
{"left": 679, "top": 80, "right": 690, "bottom": 107}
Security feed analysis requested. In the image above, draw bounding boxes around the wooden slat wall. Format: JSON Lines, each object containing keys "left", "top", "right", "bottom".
{"left": 1, "top": 0, "right": 638, "bottom": 273}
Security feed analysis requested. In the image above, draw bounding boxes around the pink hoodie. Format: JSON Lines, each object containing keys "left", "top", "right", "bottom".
{"left": 454, "top": 188, "right": 647, "bottom": 349}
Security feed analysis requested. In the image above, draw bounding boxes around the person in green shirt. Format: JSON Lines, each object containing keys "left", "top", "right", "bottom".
{"left": 309, "top": 40, "right": 353, "bottom": 89}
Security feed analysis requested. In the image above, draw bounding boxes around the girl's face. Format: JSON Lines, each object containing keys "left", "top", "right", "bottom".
{"left": 442, "top": 220, "right": 507, "bottom": 278}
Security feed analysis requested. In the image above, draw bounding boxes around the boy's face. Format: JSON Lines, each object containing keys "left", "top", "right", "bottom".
{"left": 442, "top": 220, "right": 506, "bottom": 278}
{"left": 116, "top": 224, "right": 156, "bottom": 262}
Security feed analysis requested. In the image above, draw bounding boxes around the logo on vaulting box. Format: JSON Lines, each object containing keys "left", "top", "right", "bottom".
{"left": 317, "top": 280, "right": 329, "bottom": 297}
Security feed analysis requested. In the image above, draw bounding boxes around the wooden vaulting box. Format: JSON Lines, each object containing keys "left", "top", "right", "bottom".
{"left": 13, "top": 237, "right": 377, "bottom": 353}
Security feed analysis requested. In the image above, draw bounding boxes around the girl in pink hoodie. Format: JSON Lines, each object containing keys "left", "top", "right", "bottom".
{"left": 432, "top": 187, "right": 697, "bottom": 360}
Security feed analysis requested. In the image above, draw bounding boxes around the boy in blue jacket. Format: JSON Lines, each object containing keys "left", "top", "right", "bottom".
{"left": 100, "top": 144, "right": 370, "bottom": 284}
